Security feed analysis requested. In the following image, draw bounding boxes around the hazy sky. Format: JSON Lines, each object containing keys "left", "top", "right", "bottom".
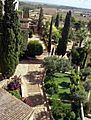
{"left": 19, "top": 0, "right": 91, "bottom": 9}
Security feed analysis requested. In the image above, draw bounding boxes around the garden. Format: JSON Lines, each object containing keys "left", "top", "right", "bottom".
{"left": 43, "top": 56, "right": 91, "bottom": 120}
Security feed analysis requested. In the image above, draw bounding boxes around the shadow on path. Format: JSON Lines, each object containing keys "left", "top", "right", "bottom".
{"left": 20, "top": 58, "right": 43, "bottom": 65}
{"left": 34, "top": 111, "right": 49, "bottom": 120}
{"left": 24, "top": 71, "right": 45, "bottom": 85}
{"left": 23, "top": 94, "right": 44, "bottom": 107}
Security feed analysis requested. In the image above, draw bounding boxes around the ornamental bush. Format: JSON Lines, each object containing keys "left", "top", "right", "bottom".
{"left": 27, "top": 40, "right": 43, "bottom": 57}
{"left": 7, "top": 76, "right": 21, "bottom": 90}
{"left": 43, "top": 56, "right": 72, "bottom": 75}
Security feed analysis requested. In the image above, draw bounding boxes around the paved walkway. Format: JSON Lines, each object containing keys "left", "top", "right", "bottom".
{"left": 85, "top": 117, "right": 91, "bottom": 120}
{"left": 14, "top": 35, "right": 50, "bottom": 120}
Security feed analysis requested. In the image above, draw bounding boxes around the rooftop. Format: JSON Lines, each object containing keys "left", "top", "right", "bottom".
{"left": 0, "top": 88, "right": 33, "bottom": 120}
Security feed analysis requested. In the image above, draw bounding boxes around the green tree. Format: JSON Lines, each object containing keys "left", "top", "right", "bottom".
{"left": 43, "top": 56, "right": 72, "bottom": 75}
{"left": 84, "top": 80, "right": 91, "bottom": 101}
{"left": 83, "top": 37, "right": 91, "bottom": 68}
{"left": 69, "top": 71, "right": 86, "bottom": 120}
{"left": 19, "top": 31, "right": 27, "bottom": 58}
{"left": 55, "top": 13, "right": 60, "bottom": 28}
{"left": 52, "top": 25, "right": 60, "bottom": 43}
{"left": 37, "top": 7, "right": 43, "bottom": 35}
{"left": 0, "top": 0, "right": 2, "bottom": 18}
{"left": 42, "top": 21, "right": 49, "bottom": 39}
{"left": 48, "top": 17, "right": 53, "bottom": 54}
{"left": 81, "top": 67, "right": 91, "bottom": 81}
{"left": 0, "top": 0, "right": 21, "bottom": 78}
{"left": 71, "top": 47, "right": 85, "bottom": 67}
{"left": 76, "top": 28, "right": 87, "bottom": 47}
{"left": 0, "top": 0, "right": 3, "bottom": 51}
{"left": 56, "top": 11, "right": 71, "bottom": 56}
{"left": 74, "top": 20, "right": 85, "bottom": 31}
{"left": 87, "top": 20, "right": 91, "bottom": 33}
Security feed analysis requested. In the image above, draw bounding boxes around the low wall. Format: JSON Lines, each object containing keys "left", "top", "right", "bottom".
{"left": 0, "top": 79, "right": 13, "bottom": 89}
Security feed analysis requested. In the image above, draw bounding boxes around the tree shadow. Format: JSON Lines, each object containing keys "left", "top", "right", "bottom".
{"left": 20, "top": 58, "right": 43, "bottom": 65}
{"left": 34, "top": 110, "right": 49, "bottom": 120}
{"left": 59, "top": 82, "right": 70, "bottom": 88}
{"left": 59, "top": 92, "right": 70, "bottom": 100}
{"left": 24, "top": 71, "right": 45, "bottom": 85}
{"left": 23, "top": 94, "right": 45, "bottom": 107}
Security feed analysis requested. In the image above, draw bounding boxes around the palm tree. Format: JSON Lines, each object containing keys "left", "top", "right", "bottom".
{"left": 83, "top": 37, "right": 91, "bottom": 68}
{"left": 84, "top": 80, "right": 91, "bottom": 101}
{"left": 75, "top": 27, "right": 87, "bottom": 47}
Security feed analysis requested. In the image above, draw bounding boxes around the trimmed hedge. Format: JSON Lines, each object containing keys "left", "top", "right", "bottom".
{"left": 27, "top": 40, "right": 43, "bottom": 57}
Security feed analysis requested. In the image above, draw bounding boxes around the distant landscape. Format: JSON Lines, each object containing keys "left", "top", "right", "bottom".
{"left": 19, "top": 1, "right": 91, "bottom": 12}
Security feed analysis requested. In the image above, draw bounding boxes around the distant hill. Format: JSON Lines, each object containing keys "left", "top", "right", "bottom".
{"left": 20, "top": 1, "right": 91, "bottom": 12}
{"left": 19, "top": 1, "right": 91, "bottom": 12}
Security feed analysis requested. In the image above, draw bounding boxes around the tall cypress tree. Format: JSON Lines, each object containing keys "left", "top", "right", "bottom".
{"left": 48, "top": 17, "right": 53, "bottom": 54}
{"left": 0, "top": 0, "right": 3, "bottom": 71}
{"left": 0, "top": 0, "right": 20, "bottom": 78}
{"left": 0, "top": 0, "right": 2, "bottom": 33}
{"left": 56, "top": 11, "right": 71, "bottom": 56}
{"left": 37, "top": 7, "right": 43, "bottom": 35}
{"left": 0, "top": 0, "right": 2, "bottom": 32}
{"left": 55, "top": 13, "right": 60, "bottom": 28}
{"left": 0, "top": 0, "right": 2, "bottom": 18}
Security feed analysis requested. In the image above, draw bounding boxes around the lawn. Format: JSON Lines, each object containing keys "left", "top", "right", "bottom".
{"left": 44, "top": 73, "right": 70, "bottom": 100}
{"left": 44, "top": 72, "right": 71, "bottom": 120}
{"left": 8, "top": 89, "right": 21, "bottom": 99}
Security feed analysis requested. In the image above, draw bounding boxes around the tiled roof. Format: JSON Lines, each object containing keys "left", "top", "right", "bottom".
{"left": 0, "top": 88, "right": 33, "bottom": 120}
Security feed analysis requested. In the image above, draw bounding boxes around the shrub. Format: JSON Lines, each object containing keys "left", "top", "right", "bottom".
{"left": 77, "top": 117, "right": 81, "bottom": 120}
{"left": 69, "top": 111, "right": 76, "bottom": 119}
{"left": 7, "top": 76, "right": 21, "bottom": 90}
{"left": 27, "top": 40, "right": 43, "bottom": 57}
{"left": 71, "top": 47, "right": 85, "bottom": 66}
{"left": 43, "top": 56, "right": 72, "bottom": 75}
{"left": 44, "top": 82, "right": 58, "bottom": 94}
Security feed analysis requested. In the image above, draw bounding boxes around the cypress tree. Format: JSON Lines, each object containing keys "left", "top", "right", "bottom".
{"left": 0, "top": 0, "right": 3, "bottom": 72}
{"left": 56, "top": 11, "right": 71, "bottom": 56}
{"left": 48, "top": 17, "right": 53, "bottom": 54}
{"left": 37, "top": 7, "right": 43, "bottom": 35}
{"left": 0, "top": 0, "right": 2, "bottom": 32}
{"left": 0, "top": 0, "right": 20, "bottom": 78}
{"left": 0, "top": 0, "right": 2, "bottom": 33}
{"left": 55, "top": 13, "right": 60, "bottom": 28}
{"left": 0, "top": 0, "right": 2, "bottom": 18}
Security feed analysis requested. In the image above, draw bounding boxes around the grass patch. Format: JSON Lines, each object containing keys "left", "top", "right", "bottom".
{"left": 44, "top": 73, "right": 70, "bottom": 100}
{"left": 44, "top": 73, "right": 71, "bottom": 119}
{"left": 8, "top": 89, "right": 21, "bottom": 99}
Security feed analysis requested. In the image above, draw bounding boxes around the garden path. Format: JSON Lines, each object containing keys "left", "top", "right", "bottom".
{"left": 14, "top": 35, "right": 51, "bottom": 120}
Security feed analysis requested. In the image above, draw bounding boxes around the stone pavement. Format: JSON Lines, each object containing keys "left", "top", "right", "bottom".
{"left": 14, "top": 36, "right": 51, "bottom": 120}
{"left": 14, "top": 57, "right": 50, "bottom": 120}
{"left": 85, "top": 117, "right": 91, "bottom": 120}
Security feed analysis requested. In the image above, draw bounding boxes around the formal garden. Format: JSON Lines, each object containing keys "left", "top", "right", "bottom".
{"left": 1, "top": 0, "right": 91, "bottom": 120}
{"left": 43, "top": 55, "right": 91, "bottom": 120}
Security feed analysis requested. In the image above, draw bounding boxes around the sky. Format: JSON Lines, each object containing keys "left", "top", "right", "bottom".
{"left": 19, "top": 0, "right": 91, "bottom": 9}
